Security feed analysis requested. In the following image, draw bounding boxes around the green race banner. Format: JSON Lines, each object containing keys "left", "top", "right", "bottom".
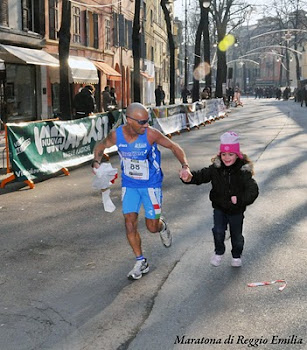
{"left": 7, "top": 114, "right": 114, "bottom": 182}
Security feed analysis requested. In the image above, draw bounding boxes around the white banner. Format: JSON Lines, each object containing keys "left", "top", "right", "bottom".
{"left": 150, "top": 99, "right": 226, "bottom": 135}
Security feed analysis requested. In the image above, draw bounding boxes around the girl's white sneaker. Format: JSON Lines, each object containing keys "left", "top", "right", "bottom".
{"left": 210, "top": 254, "right": 224, "bottom": 267}
{"left": 231, "top": 258, "right": 242, "bottom": 267}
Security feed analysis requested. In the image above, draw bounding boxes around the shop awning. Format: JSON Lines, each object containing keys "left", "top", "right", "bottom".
{"left": 141, "top": 71, "right": 154, "bottom": 82}
{"left": 0, "top": 44, "right": 59, "bottom": 66}
{"left": 49, "top": 56, "right": 99, "bottom": 84}
{"left": 93, "top": 61, "right": 121, "bottom": 81}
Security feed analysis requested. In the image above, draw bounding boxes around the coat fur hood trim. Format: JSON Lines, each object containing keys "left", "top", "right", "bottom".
{"left": 213, "top": 156, "right": 254, "bottom": 173}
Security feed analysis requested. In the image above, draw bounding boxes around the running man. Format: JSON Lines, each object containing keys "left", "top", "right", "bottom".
{"left": 92, "top": 102, "right": 191, "bottom": 280}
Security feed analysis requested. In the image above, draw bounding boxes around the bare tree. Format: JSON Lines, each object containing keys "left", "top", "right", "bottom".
{"left": 161, "top": 0, "right": 175, "bottom": 105}
{"left": 58, "top": 0, "right": 72, "bottom": 119}
{"left": 260, "top": 0, "right": 307, "bottom": 88}
{"left": 210, "top": 0, "right": 250, "bottom": 97}
{"left": 192, "top": 1, "right": 206, "bottom": 102}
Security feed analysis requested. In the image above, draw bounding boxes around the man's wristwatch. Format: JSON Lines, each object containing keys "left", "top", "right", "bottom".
{"left": 91, "top": 159, "right": 100, "bottom": 168}
{"left": 181, "top": 163, "right": 189, "bottom": 169}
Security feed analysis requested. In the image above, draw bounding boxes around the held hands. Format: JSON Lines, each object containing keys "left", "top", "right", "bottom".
{"left": 231, "top": 196, "right": 237, "bottom": 204}
{"left": 180, "top": 167, "right": 192, "bottom": 182}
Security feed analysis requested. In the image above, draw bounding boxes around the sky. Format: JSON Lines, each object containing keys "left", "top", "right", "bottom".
{"left": 173, "top": 0, "right": 267, "bottom": 25}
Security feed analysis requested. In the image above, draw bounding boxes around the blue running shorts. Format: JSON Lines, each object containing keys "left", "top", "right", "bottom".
{"left": 122, "top": 187, "right": 162, "bottom": 219}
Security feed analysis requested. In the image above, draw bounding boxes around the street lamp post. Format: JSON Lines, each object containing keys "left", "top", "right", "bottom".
{"left": 184, "top": 0, "right": 188, "bottom": 89}
{"left": 202, "top": 0, "right": 211, "bottom": 95}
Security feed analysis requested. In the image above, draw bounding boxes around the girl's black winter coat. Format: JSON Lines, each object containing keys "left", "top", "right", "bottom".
{"left": 184, "top": 157, "right": 259, "bottom": 215}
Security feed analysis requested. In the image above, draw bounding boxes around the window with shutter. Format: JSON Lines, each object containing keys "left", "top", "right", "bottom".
{"left": 22, "top": 0, "right": 29, "bottom": 31}
{"left": 72, "top": 6, "right": 81, "bottom": 43}
{"left": 49, "top": 0, "right": 59, "bottom": 39}
{"left": 113, "top": 13, "right": 118, "bottom": 47}
{"left": 22, "top": 0, "right": 44, "bottom": 34}
{"left": 84, "top": 11, "right": 99, "bottom": 48}
{"left": 128, "top": 21, "right": 132, "bottom": 50}
{"left": 0, "top": 0, "right": 9, "bottom": 27}
{"left": 105, "top": 19, "right": 111, "bottom": 50}
{"left": 93, "top": 13, "right": 98, "bottom": 49}
{"left": 84, "top": 10, "right": 89, "bottom": 46}
{"left": 119, "top": 14, "right": 125, "bottom": 47}
{"left": 125, "top": 19, "right": 129, "bottom": 48}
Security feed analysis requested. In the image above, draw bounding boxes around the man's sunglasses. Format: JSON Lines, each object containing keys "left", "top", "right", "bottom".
{"left": 126, "top": 115, "right": 149, "bottom": 125}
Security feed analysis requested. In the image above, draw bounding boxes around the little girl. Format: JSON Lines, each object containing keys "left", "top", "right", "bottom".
{"left": 181, "top": 131, "right": 259, "bottom": 267}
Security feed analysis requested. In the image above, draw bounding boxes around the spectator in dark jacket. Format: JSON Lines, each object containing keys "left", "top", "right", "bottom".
{"left": 102, "top": 86, "right": 113, "bottom": 112}
{"left": 181, "top": 86, "right": 190, "bottom": 103}
{"left": 300, "top": 85, "right": 307, "bottom": 107}
{"left": 73, "top": 85, "right": 96, "bottom": 118}
{"left": 110, "top": 87, "right": 117, "bottom": 107}
{"left": 155, "top": 85, "right": 164, "bottom": 106}
{"left": 181, "top": 131, "right": 259, "bottom": 268}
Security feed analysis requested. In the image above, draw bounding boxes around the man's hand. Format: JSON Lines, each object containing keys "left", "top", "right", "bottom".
{"left": 180, "top": 167, "right": 192, "bottom": 182}
{"left": 91, "top": 160, "right": 100, "bottom": 174}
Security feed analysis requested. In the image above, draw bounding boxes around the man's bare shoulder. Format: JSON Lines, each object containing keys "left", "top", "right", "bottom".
{"left": 147, "top": 126, "right": 163, "bottom": 142}
{"left": 107, "top": 130, "right": 117, "bottom": 144}
{"left": 98, "top": 129, "right": 116, "bottom": 147}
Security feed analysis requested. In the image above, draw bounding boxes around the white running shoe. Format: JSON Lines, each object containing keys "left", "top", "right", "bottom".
{"left": 210, "top": 254, "right": 224, "bottom": 267}
{"left": 231, "top": 258, "right": 242, "bottom": 267}
{"left": 127, "top": 259, "right": 149, "bottom": 280}
{"left": 159, "top": 217, "right": 172, "bottom": 247}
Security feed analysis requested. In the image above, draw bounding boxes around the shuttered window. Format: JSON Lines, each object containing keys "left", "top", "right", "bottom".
{"left": 49, "top": 0, "right": 59, "bottom": 40}
{"left": 84, "top": 10, "right": 89, "bottom": 46}
{"left": 93, "top": 13, "right": 98, "bottom": 49}
{"left": 0, "top": 0, "right": 9, "bottom": 27}
{"left": 118, "top": 14, "right": 124, "bottom": 47}
{"left": 84, "top": 10, "right": 99, "bottom": 48}
{"left": 22, "top": 0, "right": 43, "bottom": 34}
{"left": 72, "top": 6, "right": 81, "bottom": 43}
{"left": 113, "top": 13, "right": 118, "bottom": 47}
{"left": 105, "top": 19, "right": 111, "bottom": 50}
{"left": 22, "top": 0, "right": 29, "bottom": 31}
{"left": 128, "top": 20, "right": 132, "bottom": 50}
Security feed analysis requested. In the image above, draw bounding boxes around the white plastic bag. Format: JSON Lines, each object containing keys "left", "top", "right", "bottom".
{"left": 101, "top": 189, "right": 116, "bottom": 213}
{"left": 92, "top": 163, "right": 117, "bottom": 190}
{"left": 92, "top": 163, "right": 118, "bottom": 212}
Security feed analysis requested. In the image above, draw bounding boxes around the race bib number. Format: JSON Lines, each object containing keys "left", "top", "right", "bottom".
{"left": 123, "top": 158, "right": 149, "bottom": 180}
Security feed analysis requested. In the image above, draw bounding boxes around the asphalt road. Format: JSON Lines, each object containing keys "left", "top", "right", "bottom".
{"left": 0, "top": 98, "right": 306, "bottom": 350}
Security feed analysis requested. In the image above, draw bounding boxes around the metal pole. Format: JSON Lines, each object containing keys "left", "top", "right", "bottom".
{"left": 120, "top": 0, "right": 125, "bottom": 108}
{"left": 203, "top": 6, "right": 211, "bottom": 91}
{"left": 184, "top": 0, "right": 188, "bottom": 88}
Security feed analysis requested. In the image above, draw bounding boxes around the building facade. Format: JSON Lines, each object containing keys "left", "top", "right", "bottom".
{"left": 0, "top": 0, "right": 172, "bottom": 126}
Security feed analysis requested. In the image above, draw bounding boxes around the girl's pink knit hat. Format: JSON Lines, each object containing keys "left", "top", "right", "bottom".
{"left": 219, "top": 131, "right": 243, "bottom": 159}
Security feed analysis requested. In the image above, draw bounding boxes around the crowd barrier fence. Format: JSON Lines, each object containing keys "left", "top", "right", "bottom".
{"left": 1, "top": 99, "right": 227, "bottom": 189}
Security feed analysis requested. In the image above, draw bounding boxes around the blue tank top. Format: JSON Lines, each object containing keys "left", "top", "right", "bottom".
{"left": 116, "top": 126, "right": 163, "bottom": 188}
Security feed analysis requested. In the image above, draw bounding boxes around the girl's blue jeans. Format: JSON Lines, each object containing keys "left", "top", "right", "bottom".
{"left": 212, "top": 209, "right": 244, "bottom": 258}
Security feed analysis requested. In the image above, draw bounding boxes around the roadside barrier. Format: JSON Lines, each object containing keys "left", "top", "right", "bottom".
{"left": 150, "top": 99, "right": 227, "bottom": 136}
{"left": 1, "top": 110, "right": 123, "bottom": 189}
{"left": 1, "top": 99, "right": 226, "bottom": 189}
